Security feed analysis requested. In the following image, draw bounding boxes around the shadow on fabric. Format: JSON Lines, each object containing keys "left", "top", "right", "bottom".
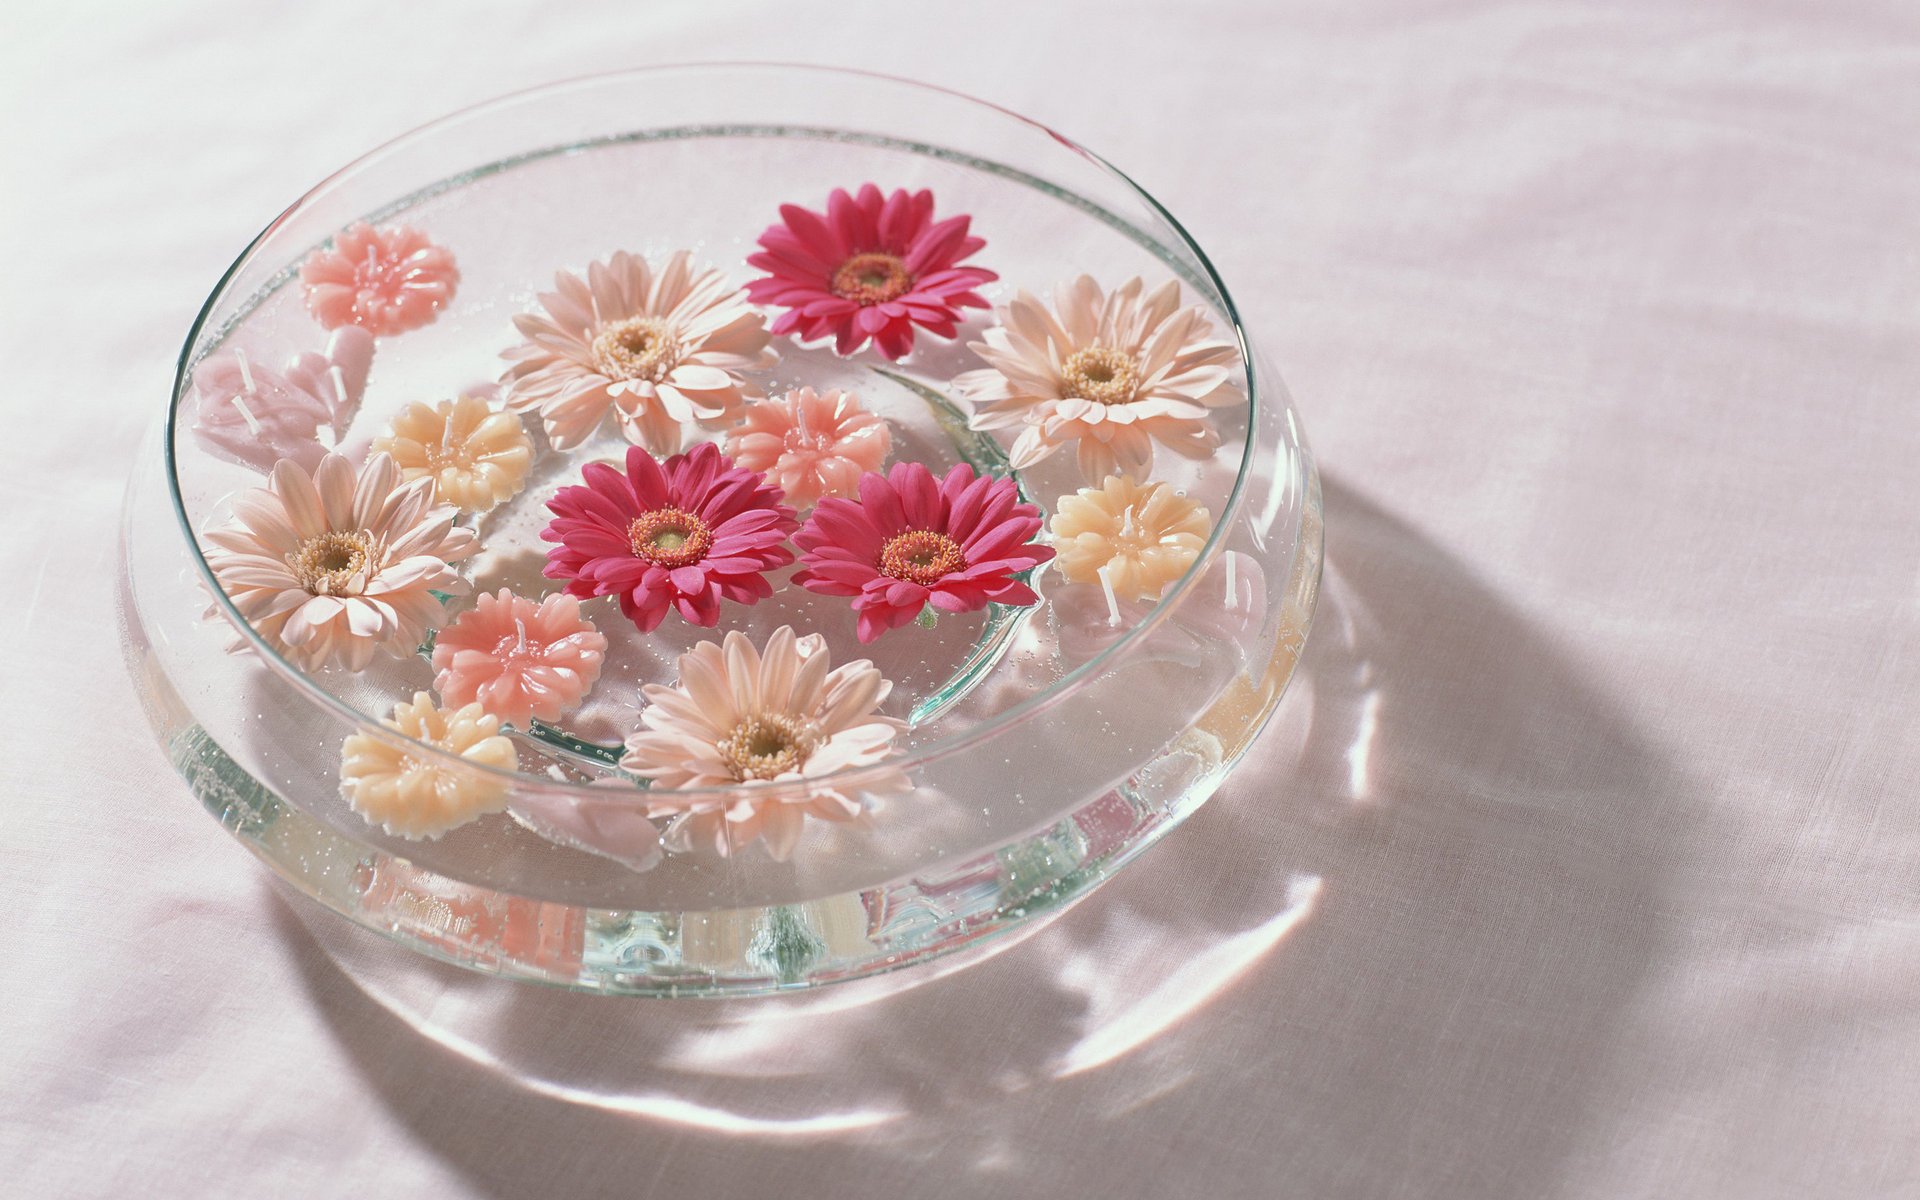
{"left": 272, "top": 473, "right": 1693, "bottom": 1199}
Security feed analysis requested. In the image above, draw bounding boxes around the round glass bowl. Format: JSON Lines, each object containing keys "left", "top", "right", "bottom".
{"left": 119, "top": 65, "right": 1321, "bottom": 996}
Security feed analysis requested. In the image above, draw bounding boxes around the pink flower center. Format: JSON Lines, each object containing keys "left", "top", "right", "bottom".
{"left": 716, "top": 712, "right": 820, "bottom": 781}
{"left": 592, "top": 316, "right": 681, "bottom": 383}
{"left": 287, "top": 530, "right": 375, "bottom": 595}
{"left": 1061, "top": 345, "right": 1140, "bottom": 406}
{"left": 879, "top": 529, "right": 965, "bottom": 586}
{"left": 627, "top": 507, "right": 713, "bottom": 569}
{"left": 830, "top": 252, "right": 913, "bottom": 306}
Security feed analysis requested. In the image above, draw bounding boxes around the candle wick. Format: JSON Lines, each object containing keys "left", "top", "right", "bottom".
{"left": 1098, "top": 563, "right": 1122, "bottom": 628}
{"left": 233, "top": 349, "right": 256, "bottom": 394}
{"left": 230, "top": 393, "right": 261, "bottom": 435}
{"left": 513, "top": 617, "right": 528, "bottom": 655}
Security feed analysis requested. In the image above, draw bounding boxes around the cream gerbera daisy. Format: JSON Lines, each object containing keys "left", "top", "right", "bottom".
{"left": 620, "top": 626, "right": 909, "bottom": 860}
{"left": 1049, "top": 474, "right": 1211, "bottom": 602}
{"left": 499, "top": 250, "right": 775, "bottom": 453}
{"left": 955, "top": 275, "right": 1243, "bottom": 482}
{"left": 371, "top": 393, "right": 534, "bottom": 513}
{"left": 200, "top": 452, "right": 476, "bottom": 671}
{"left": 339, "top": 692, "right": 516, "bottom": 838}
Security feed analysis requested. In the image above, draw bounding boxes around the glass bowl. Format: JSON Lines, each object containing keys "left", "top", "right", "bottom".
{"left": 118, "top": 64, "right": 1321, "bottom": 996}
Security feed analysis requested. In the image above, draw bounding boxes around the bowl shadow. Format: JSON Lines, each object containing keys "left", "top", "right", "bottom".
{"left": 270, "top": 472, "right": 1691, "bottom": 1199}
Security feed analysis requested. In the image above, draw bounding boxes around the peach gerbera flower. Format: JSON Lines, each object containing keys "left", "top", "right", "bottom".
{"left": 371, "top": 393, "right": 534, "bottom": 513}
{"left": 340, "top": 692, "right": 517, "bottom": 838}
{"left": 1049, "top": 475, "right": 1212, "bottom": 603}
{"left": 620, "top": 626, "right": 909, "bottom": 860}
{"left": 955, "top": 276, "right": 1244, "bottom": 482}
{"left": 200, "top": 452, "right": 476, "bottom": 671}
{"left": 431, "top": 589, "right": 607, "bottom": 728}
{"left": 299, "top": 223, "right": 459, "bottom": 337}
{"left": 500, "top": 250, "right": 775, "bottom": 453}
{"left": 724, "top": 387, "right": 891, "bottom": 508}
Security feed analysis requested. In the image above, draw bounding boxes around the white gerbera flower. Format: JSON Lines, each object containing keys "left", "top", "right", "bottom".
{"left": 620, "top": 626, "right": 908, "bottom": 860}
{"left": 499, "top": 249, "right": 775, "bottom": 453}
{"left": 200, "top": 452, "right": 475, "bottom": 671}
{"left": 956, "top": 275, "right": 1243, "bottom": 482}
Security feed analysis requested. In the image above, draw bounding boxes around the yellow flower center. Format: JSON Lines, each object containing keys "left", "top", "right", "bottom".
{"left": 1061, "top": 345, "right": 1140, "bottom": 407}
{"left": 830, "top": 252, "right": 913, "bottom": 305}
{"left": 592, "top": 316, "right": 681, "bottom": 383}
{"left": 717, "top": 713, "right": 820, "bottom": 781}
{"left": 627, "top": 507, "right": 713, "bottom": 569}
{"left": 287, "top": 530, "right": 376, "bottom": 595}
{"left": 879, "top": 529, "right": 965, "bottom": 586}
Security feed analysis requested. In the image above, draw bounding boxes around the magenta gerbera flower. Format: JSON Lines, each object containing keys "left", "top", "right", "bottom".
{"left": 745, "top": 184, "right": 997, "bottom": 361}
{"left": 793, "top": 461, "right": 1054, "bottom": 642}
{"left": 541, "top": 442, "right": 798, "bottom": 632}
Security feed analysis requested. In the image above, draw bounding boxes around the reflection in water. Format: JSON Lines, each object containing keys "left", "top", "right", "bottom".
{"left": 272, "top": 477, "right": 1686, "bottom": 1200}
{"left": 1346, "top": 690, "right": 1381, "bottom": 801}
{"left": 1051, "top": 874, "right": 1322, "bottom": 1078}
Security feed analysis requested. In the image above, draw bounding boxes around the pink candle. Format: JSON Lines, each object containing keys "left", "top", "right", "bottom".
{"left": 431, "top": 589, "right": 607, "bottom": 728}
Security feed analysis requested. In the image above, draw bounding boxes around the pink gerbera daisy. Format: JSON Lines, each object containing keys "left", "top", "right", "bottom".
{"left": 723, "top": 386, "right": 891, "bottom": 509}
{"left": 745, "top": 184, "right": 996, "bottom": 361}
{"left": 793, "top": 461, "right": 1054, "bottom": 643}
{"left": 540, "top": 442, "right": 798, "bottom": 632}
{"left": 299, "top": 223, "right": 459, "bottom": 337}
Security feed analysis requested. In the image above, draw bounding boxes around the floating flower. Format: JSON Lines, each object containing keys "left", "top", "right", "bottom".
{"left": 620, "top": 626, "right": 908, "bottom": 860}
{"left": 300, "top": 223, "right": 458, "bottom": 337}
{"left": 793, "top": 461, "right": 1054, "bottom": 643}
{"left": 201, "top": 452, "right": 476, "bottom": 671}
{"left": 500, "top": 250, "right": 774, "bottom": 453}
{"left": 541, "top": 442, "right": 797, "bottom": 632}
{"left": 188, "top": 328, "right": 373, "bottom": 473}
{"left": 340, "top": 692, "right": 516, "bottom": 838}
{"left": 955, "top": 275, "right": 1243, "bottom": 481}
{"left": 724, "top": 387, "right": 891, "bottom": 509}
{"left": 372, "top": 393, "right": 534, "bottom": 513}
{"left": 1049, "top": 475, "right": 1211, "bottom": 603}
{"left": 431, "top": 589, "right": 607, "bottom": 728}
{"left": 745, "top": 184, "right": 996, "bottom": 361}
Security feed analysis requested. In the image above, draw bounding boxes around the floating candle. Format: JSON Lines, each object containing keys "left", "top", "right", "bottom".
{"left": 431, "top": 589, "right": 608, "bottom": 728}
{"left": 372, "top": 393, "right": 534, "bottom": 513}
{"left": 1047, "top": 474, "right": 1211, "bottom": 603}
{"left": 340, "top": 692, "right": 517, "bottom": 839}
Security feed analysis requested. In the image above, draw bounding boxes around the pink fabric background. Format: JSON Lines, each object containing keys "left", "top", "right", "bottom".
{"left": 4, "top": 2, "right": 1916, "bottom": 1195}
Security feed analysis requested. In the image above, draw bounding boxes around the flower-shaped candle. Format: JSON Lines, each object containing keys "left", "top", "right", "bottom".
{"left": 541, "top": 442, "right": 798, "bottom": 632}
{"left": 1049, "top": 475, "right": 1212, "bottom": 610}
{"left": 340, "top": 692, "right": 517, "bottom": 838}
{"left": 372, "top": 393, "right": 535, "bottom": 513}
{"left": 793, "top": 461, "right": 1054, "bottom": 642}
{"left": 620, "top": 626, "right": 908, "bottom": 860}
{"left": 300, "top": 222, "right": 459, "bottom": 337}
{"left": 956, "top": 275, "right": 1243, "bottom": 482}
{"left": 188, "top": 328, "right": 373, "bottom": 473}
{"left": 431, "top": 589, "right": 608, "bottom": 728}
{"left": 724, "top": 387, "right": 891, "bottom": 508}
{"left": 745, "top": 184, "right": 996, "bottom": 360}
{"left": 200, "top": 452, "right": 475, "bottom": 670}
{"left": 500, "top": 250, "right": 775, "bottom": 453}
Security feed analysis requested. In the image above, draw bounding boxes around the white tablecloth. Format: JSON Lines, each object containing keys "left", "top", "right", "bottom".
{"left": 5, "top": 2, "right": 1916, "bottom": 1196}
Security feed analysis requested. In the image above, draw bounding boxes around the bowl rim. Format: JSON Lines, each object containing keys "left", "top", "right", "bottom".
{"left": 164, "top": 61, "right": 1280, "bottom": 804}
